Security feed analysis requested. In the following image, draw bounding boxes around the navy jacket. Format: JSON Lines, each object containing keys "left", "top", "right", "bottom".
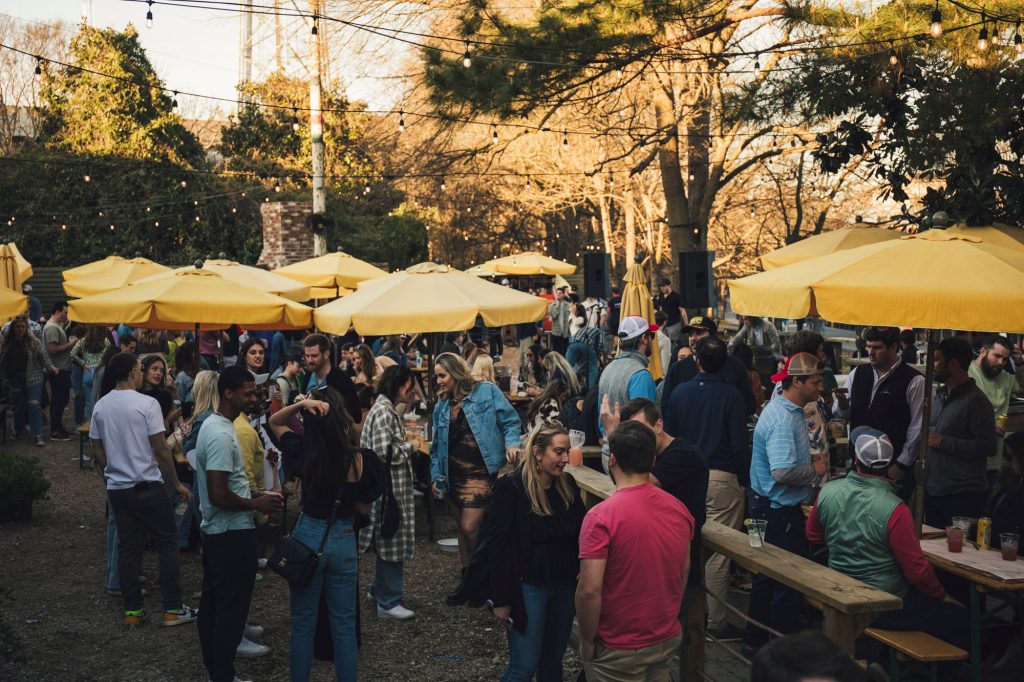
{"left": 661, "top": 354, "right": 756, "bottom": 417}
{"left": 664, "top": 372, "right": 750, "bottom": 484}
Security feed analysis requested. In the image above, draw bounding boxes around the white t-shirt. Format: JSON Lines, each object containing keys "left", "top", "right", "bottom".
{"left": 90, "top": 390, "right": 166, "bottom": 490}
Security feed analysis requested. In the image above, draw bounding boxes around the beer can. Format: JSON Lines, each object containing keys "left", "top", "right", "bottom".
{"left": 998, "top": 414, "right": 1008, "bottom": 430}
{"left": 977, "top": 517, "right": 992, "bottom": 550}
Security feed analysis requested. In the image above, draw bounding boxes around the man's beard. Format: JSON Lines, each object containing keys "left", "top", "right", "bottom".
{"left": 981, "top": 356, "right": 1003, "bottom": 378}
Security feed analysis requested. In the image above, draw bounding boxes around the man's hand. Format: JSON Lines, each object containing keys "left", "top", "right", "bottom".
{"left": 812, "top": 455, "right": 827, "bottom": 477}
{"left": 927, "top": 432, "right": 943, "bottom": 448}
{"left": 253, "top": 491, "right": 284, "bottom": 515}
{"left": 886, "top": 463, "right": 905, "bottom": 481}
{"left": 408, "top": 436, "right": 421, "bottom": 453}
{"left": 492, "top": 605, "right": 511, "bottom": 626}
{"left": 996, "top": 425, "right": 1007, "bottom": 438}
{"left": 175, "top": 483, "right": 193, "bottom": 504}
{"left": 834, "top": 389, "right": 850, "bottom": 410}
{"left": 599, "top": 394, "right": 620, "bottom": 436}
{"left": 580, "top": 640, "right": 596, "bottom": 660}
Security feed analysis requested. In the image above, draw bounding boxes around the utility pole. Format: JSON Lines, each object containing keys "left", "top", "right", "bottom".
{"left": 309, "top": 0, "right": 326, "bottom": 256}
{"left": 238, "top": 0, "right": 253, "bottom": 105}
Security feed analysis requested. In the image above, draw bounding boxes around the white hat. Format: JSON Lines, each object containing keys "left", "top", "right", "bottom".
{"left": 249, "top": 371, "right": 270, "bottom": 386}
{"left": 500, "top": 278, "right": 510, "bottom": 285}
{"left": 851, "top": 426, "right": 893, "bottom": 470}
{"left": 617, "top": 316, "right": 657, "bottom": 341}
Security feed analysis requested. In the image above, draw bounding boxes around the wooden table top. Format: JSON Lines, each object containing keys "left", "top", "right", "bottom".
{"left": 921, "top": 538, "right": 1024, "bottom": 591}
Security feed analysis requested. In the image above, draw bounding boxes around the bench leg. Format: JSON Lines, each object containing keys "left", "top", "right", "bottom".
{"left": 822, "top": 607, "right": 874, "bottom": 656}
{"left": 888, "top": 647, "right": 900, "bottom": 682}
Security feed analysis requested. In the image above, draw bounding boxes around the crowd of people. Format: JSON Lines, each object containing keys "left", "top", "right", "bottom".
{"left": 6, "top": 278, "right": 1024, "bottom": 681}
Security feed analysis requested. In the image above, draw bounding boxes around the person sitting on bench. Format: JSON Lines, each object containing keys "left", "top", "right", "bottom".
{"left": 806, "top": 426, "right": 969, "bottom": 652}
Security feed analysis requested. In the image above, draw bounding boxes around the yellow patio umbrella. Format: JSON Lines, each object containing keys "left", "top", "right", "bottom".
{"left": 135, "top": 259, "right": 311, "bottom": 302}
{"left": 946, "top": 223, "right": 1024, "bottom": 251}
{"left": 760, "top": 225, "right": 900, "bottom": 270}
{"left": 63, "top": 255, "right": 128, "bottom": 281}
{"left": 730, "top": 230, "right": 1024, "bottom": 331}
{"left": 62, "top": 257, "right": 171, "bottom": 298}
{"left": 2, "top": 243, "right": 32, "bottom": 284}
{"left": 619, "top": 259, "right": 663, "bottom": 381}
{"left": 69, "top": 268, "right": 312, "bottom": 331}
{"left": 314, "top": 262, "right": 548, "bottom": 335}
{"left": 0, "top": 244, "right": 25, "bottom": 291}
{"left": 273, "top": 251, "right": 387, "bottom": 296}
{"left": 464, "top": 263, "right": 498, "bottom": 277}
{"left": 0, "top": 286, "right": 27, "bottom": 320}
{"left": 484, "top": 251, "right": 577, "bottom": 275}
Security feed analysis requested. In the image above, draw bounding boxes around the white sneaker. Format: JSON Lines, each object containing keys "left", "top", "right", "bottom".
{"left": 244, "top": 623, "right": 264, "bottom": 639}
{"left": 254, "top": 572, "right": 262, "bottom": 582}
{"left": 377, "top": 604, "right": 415, "bottom": 620}
{"left": 235, "top": 636, "right": 270, "bottom": 658}
{"left": 256, "top": 557, "right": 267, "bottom": 569}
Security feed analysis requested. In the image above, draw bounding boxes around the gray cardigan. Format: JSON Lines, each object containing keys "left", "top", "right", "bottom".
{"left": 925, "top": 379, "right": 996, "bottom": 496}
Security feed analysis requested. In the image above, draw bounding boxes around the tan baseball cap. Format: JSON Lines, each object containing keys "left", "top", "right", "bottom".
{"left": 771, "top": 352, "right": 823, "bottom": 383}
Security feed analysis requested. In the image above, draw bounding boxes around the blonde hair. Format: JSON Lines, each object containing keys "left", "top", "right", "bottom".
{"left": 519, "top": 420, "right": 573, "bottom": 516}
{"left": 543, "top": 351, "right": 581, "bottom": 395}
{"left": 189, "top": 370, "right": 220, "bottom": 422}
{"left": 471, "top": 355, "right": 495, "bottom": 383}
{"left": 435, "top": 352, "right": 479, "bottom": 402}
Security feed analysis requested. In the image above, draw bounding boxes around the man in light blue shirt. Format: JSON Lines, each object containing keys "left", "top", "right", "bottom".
{"left": 196, "top": 365, "right": 282, "bottom": 682}
{"left": 743, "top": 352, "right": 827, "bottom": 656}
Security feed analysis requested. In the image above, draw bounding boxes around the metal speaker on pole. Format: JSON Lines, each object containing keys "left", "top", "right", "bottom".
{"left": 583, "top": 252, "right": 610, "bottom": 299}
{"left": 677, "top": 250, "right": 715, "bottom": 310}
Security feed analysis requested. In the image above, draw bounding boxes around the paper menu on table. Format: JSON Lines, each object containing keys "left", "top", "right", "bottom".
{"left": 920, "top": 538, "right": 1024, "bottom": 582}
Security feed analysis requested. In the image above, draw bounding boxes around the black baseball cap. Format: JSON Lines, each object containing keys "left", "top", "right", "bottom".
{"left": 682, "top": 316, "right": 718, "bottom": 335}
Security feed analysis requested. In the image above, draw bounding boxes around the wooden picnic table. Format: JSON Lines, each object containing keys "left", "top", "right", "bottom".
{"left": 565, "top": 465, "right": 901, "bottom": 680}
{"left": 920, "top": 536, "right": 1024, "bottom": 682}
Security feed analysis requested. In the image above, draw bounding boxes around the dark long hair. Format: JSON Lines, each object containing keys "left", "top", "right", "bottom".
{"left": 527, "top": 378, "right": 568, "bottom": 425}
{"left": 99, "top": 352, "right": 137, "bottom": 398}
{"left": 302, "top": 386, "right": 357, "bottom": 503}
{"left": 175, "top": 341, "right": 200, "bottom": 378}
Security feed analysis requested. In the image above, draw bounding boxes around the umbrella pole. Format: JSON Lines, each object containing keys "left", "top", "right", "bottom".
{"left": 913, "top": 329, "right": 938, "bottom": 535}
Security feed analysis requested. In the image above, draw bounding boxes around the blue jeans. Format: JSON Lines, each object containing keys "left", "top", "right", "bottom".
{"left": 175, "top": 480, "right": 202, "bottom": 550}
{"left": 289, "top": 515, "right": 358, "bottom": 682}
{"left": 82, "top": 368, "right": 96, "bottom": 422}
{"left": 369, "top": 556, "right": 404, "bottom": 610}
{"left": 501, "top": 580, "right": 577, "bottom": 682}
{"left": 743, "top": 495, "right": 808, "bottom": 647}
{"left": 8, "top": 374, "right": 43, "bottom": 437}
{"left": 106, "top": 501, "right": 119, "bottom": 590}
{"left": 71, "top": 364, "right": 84, "bottom": 425}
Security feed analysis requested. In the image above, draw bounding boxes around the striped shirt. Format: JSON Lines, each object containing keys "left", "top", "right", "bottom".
{"left": 750, "top": 394, "right": 814, "bottom": 508}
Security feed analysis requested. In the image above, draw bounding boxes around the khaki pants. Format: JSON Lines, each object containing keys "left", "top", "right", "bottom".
{"left": 582, "top": 633, "right": 682, "bottom": 682}
{"left": 705, "top": 470, "right": 746, "bottom": 630}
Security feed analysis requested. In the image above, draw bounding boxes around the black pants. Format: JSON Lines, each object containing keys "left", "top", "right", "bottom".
{"left": 923, "top": 490, "right": 988, "bottom": 529}
{"left": 489, "top": 328, "right": 503, "bottom": 357}
{"left": 551, "top": 335, "right": 568, "bottom": 355}
{"left": 49, "top": 368, "right": 71, "bottom": 432}
{"left": 873, "top": 588, "right": 970, "bottom": 653}
{"left": 744, "top": 498, "right": 808, "bottom": 647}
{"left": 108, "top": 483, "right": 183, "bottom": 612}
{"left": 199, "top": 528, "right": 257, "bottom": 682}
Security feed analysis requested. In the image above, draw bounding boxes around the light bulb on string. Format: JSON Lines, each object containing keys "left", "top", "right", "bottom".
{"left": 562, "top": 132, "right": 569, "bottom": 148}
{"left": 311, "top": 15, "right": 318, "bottom": 36}
{"left": 992, "top": 23, "right": 1000, "bottom": 47}
{"left": 978, "top": 15, "right": 989, "bottom": 52}
{"left": 1015, "top": 25, "right": 1022, "bottom": 54}
{"left": 753, "top": 54, "right": 761, "bottom": 77}
{"left": 83, "top": 174, "right": 90, "bottom": 183}
{"left": 34, "top": 57, "right": 42, "bottom": 83}
{"left": 930, "top": 1, "right": 942, "bottom": 38}
{"left": 146, "top": 1, "right": 153, "bottom": 28}
{"left": 889, "top": 49, "right": 898, "bottom": 66}
{"left": 274, "top": 181, "right": 281, "bottom": 192}
{"left": 398, "top": 109, "right": 405, "bottom": 133}
{"left": 154, "top": 221, "right": 159, "bottom": 227}
{"left": 109, "top": 224, "right": 115, "bottom": 231}
{"left": 440, "top": 177, "right": 447, "bottom": 191}
{"left": 171, "top": 91, "right": 178, "bottom": 114}
{"left": 292, "top": 108, "right": 300, "bottom": 132}
{"left": 180, "top": 180, "right": 187, "bottom": 188}
{"left": 462, "top": 41, "right": 472, "bottom": 68}
{"left": 491, "top": 125, "right": 498, "bottom": 145}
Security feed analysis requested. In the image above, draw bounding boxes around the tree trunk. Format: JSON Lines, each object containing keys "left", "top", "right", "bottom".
{"left": 599, "top": 195, "right": 615, "bottom": 267}
{"left": 624, "top": 187, "right": 636, "bottom": 265}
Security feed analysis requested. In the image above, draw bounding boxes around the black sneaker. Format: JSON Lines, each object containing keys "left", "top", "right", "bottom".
{"left": 50, "top": 431, "right": 72, "bottom": 442}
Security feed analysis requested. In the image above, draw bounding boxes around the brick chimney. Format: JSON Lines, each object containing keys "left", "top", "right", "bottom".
{"left": 258, "top": 201, "right": 315, "bottom": 270}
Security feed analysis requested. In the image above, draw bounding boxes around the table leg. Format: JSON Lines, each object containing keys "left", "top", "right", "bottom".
{"left": 822, "top": 608, "right": 874, "bottom": 656}
{"left": 969, "top": 584, "right": 981, "bottom": 682}
{"left": 679, "top": 588, "right": 705, "bottom": 682}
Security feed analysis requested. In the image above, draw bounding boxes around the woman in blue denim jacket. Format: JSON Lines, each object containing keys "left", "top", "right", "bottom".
{"left": 430, "top": 352, "right": 522, "bottom": 570}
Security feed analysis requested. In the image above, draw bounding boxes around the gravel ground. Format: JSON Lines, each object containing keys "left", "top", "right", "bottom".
{"left": 0, "top": 432, "right": 582, "bottom": 682}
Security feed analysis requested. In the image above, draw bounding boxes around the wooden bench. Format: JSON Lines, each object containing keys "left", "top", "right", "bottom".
{"left": 864, "top": 627, "right": 967, "bottom": 682}
{"left": 565, "top": 465, "right": 902, "bottom": 681}
{"left": 77, "top": 421, "right": 90, "bottom": 469}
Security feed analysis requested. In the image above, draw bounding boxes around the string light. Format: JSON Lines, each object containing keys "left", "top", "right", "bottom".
{"left": 562, "top": 132, "right": 569, "bottom": 148}
{"left": 292, "top": 108, "right": 300, "bottom": 132}
{"left": 1015, "top": 24, "right": 1023, "bottom": 53}
{"left": 992, "top": 23, "right": 1000, "bottom": 47}
{"left": 310, "top": 15, "right": 318, "bottom": 36}
{"left": 154, "top": 220, "right": 159, "bottom": 227}
{"left": 145, "top": 1, "right": 153, "bottom": 29}
{"left": 171, "top": 91, "right": 178, "bottom": 114}
{"left": 274, "top": 181, "right": 281, "bottom": 192}
{"left": 930, "top": 1, "right": 942, "bottom": 38}
{"left": 440, "top": 177, "right": 446, "bottom": 191}
{"left": 889, "top": 49, "right": 898, "bottom": 66}
{"left": 33, "top": 56, "right": 41, "bottom": 83}
{"left": 491, "top": 124, "right": 498, "bottom": 145}
{"left": 978, "top": 14, "right": 989, "bottom": 52}
{"left": 753, "top": 54, "right": 761, "bottom": 78}
{"left": 398, "top": 109, "right": 405, "bottom": 133}
{"left": 83, "top": 174, "right": 90, "bottom": 182}
{"left": 180, "top": 180, "right": 187, "bottom": 187}
{"left": 462, "top": 41, "right": 472, "bottom": 68}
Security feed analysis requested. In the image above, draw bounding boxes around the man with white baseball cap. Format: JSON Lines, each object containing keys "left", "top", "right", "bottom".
{"left": 806, "top": 426, "right": 968, "bottom": 653}
{"left": 597, "top": 316, "right": 658, "bottom": 437}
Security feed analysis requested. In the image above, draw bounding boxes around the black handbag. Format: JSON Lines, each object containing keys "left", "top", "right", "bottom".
{"left": 379, "top": 443, "right": 401, "bottom": 539}
{"left": 268, "top": 485, "right": 344, "bottom": 587}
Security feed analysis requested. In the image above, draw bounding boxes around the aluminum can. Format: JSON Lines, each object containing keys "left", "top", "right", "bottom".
{"left": 977, "top": 517, "right": 992, "bottom": 550}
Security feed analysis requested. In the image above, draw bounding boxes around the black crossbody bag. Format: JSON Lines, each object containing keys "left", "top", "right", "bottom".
{"left": 268, "top": 485, "right": 344, "bottom": 587}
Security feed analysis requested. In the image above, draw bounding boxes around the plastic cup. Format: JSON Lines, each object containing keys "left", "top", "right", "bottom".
{"left": 745, "top": 519, "right": 767, "bottom": 548}
{"left": 952, "top": 516, "right": 971, "bottom": 533}
{"left": 1001, "top": 533, "right": 1019, "bottom": 561}
{"left": 946, "top": 526, "right": 964, "bottom": 553}
{"left": 569, "top": 429, "right": 585, "bottom": 466}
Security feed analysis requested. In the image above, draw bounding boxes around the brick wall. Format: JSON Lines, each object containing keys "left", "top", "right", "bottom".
{"left": 258, "top": 201, "right": 315, "bottom": 269}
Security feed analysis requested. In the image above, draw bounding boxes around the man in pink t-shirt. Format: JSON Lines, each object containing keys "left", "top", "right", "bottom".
{"left": 577, "top": 420, "right": 694, "bottom": 682}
